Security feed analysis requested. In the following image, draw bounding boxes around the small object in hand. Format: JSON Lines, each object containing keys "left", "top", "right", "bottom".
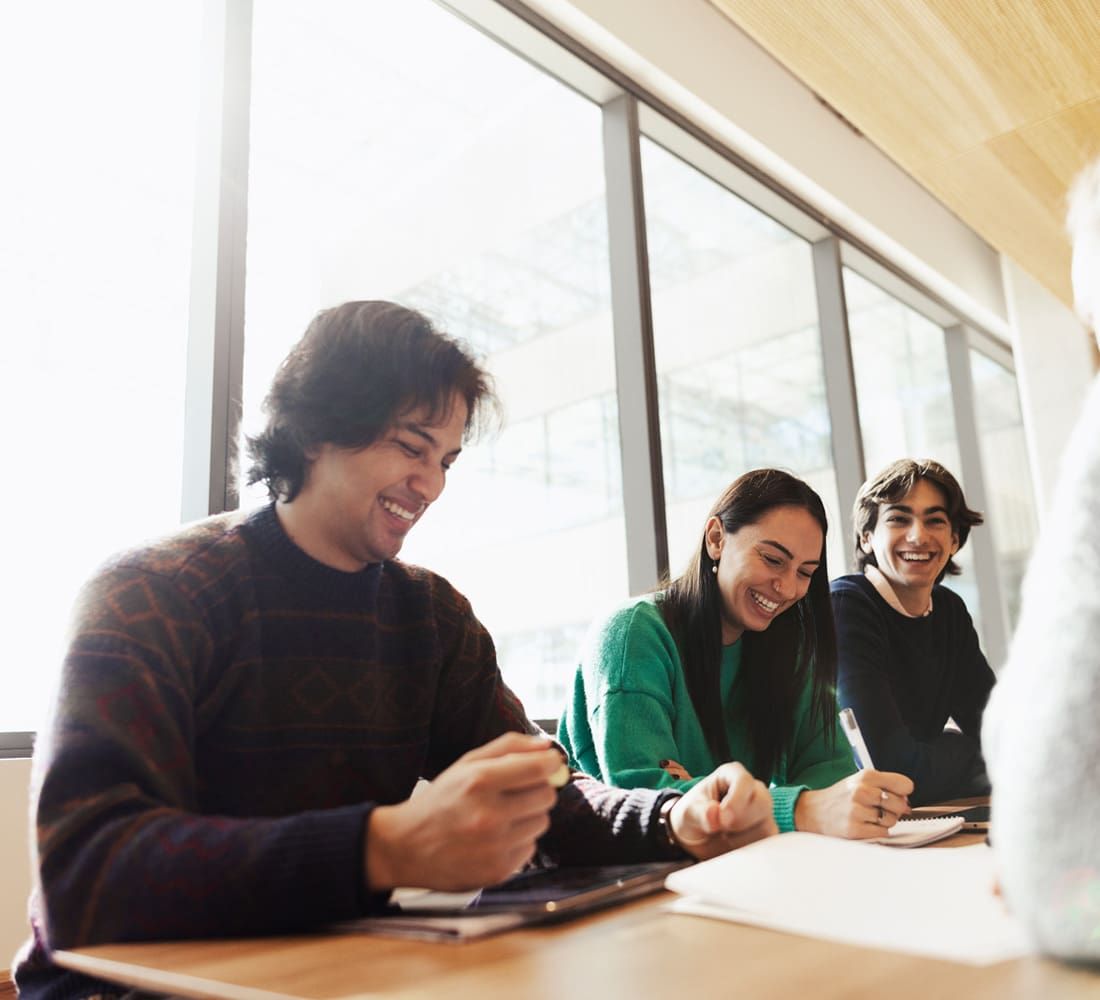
{"left": 549, "top": 763, "right": 571, "bottom": 788}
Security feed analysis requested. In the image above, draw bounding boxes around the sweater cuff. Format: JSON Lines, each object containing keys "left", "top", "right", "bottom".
{"left": 359, "top": 803, "right": 394, "bottom": 914}
{"left": 651, "top": 790, "right": 690, "bottom": 859}
{"left": 770, "top": 785, "right": 808, "bottom": 833}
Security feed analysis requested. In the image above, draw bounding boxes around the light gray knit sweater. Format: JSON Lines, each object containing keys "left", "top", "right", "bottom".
{"left": 983, "top": 375, "right": 1100, "bottom": 963}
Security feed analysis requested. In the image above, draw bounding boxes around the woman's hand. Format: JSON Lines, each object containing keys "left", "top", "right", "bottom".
{"left": 670, "top": 761, "right": 778, "bottom": 859}
{"left": 793, "top": 769, "right": 914, "bottom": 838}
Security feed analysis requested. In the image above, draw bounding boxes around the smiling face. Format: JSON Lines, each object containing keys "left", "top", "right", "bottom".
{"left": 277, "top": 393, "right": 467, "bottom": 571}
{"left": 705, "top": 505, "right": 824, "bottom": 645}
{"left": 860, "top": 478, "right": 959, "bottom": 612}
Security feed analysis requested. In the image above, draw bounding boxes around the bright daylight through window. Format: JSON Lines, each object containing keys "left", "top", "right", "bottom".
{"left": 0, "top": 3, "right": 202, "bottom": 732}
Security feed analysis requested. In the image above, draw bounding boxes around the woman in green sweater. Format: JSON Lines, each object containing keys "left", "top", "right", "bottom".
{"left": 559, "top": 469, "right": 914, "bottom": 836}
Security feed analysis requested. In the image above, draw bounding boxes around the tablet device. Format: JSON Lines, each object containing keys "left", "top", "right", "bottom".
{"left": 394, "top": 861, "right": 684, "bottom": 915}
{"left": 910, "top": 803, "right": 990, "bottom": 831}
{"left": 951, "top": 804, "right": 990, "bottom": 830}
{"left": 339, "top": 862, "right": 688, "bottom": 941}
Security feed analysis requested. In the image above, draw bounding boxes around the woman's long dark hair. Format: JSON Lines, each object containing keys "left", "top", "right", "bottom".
{"left": 658, "top": 469, "right": 838, "bottom": 779}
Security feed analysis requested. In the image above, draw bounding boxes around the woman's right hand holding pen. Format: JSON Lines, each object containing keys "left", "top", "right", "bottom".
{"left": 793, "top": 769, "right": 914, "bottom": 838}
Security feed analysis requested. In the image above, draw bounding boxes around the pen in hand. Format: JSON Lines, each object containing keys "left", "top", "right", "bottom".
{"left": 839, "top": 707, "right": 876, "bottom": 771}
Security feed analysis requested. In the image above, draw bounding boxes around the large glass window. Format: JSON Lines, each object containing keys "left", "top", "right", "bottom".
{"left": 241, "top": 0, "right": 625, "bottom": 718}
{"left": 0, "top": 3, "right": 202, "bottom": 731}
{"left": 0, "top": 0, "right": 1039, "bottom": 744}
{"left": 641, "top": 138, "right": 844, "bottom": 579}
{"left": 970, "top": 351, "right": 1038, "bottom": 629}
{"left": 845, "top": 270, "right": 961, "bottom": 476}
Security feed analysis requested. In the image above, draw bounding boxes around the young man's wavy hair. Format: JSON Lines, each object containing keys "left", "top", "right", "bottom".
{"left": 247, "top": 301, "right": 497, "bottom": 502}
{"left": 657, "top": 468, "right": 838, "bottom": 779}
{"left": 852, "top": 458, "right": 983, "bottom": 584}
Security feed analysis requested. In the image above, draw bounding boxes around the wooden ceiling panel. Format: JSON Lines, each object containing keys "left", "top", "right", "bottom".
{"left": 920, "top": 144, "right": 1072, "bottom": 302}
{"left": 708, "top": 0, "right": 1100, "bottom": 308}
{"left": 990, "top": 97, "right": 1100, "bottom": 191}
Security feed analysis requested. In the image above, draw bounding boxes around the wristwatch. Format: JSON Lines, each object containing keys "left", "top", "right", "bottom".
{"left": 656, "top": 792, "right": 684, "bottom": 852}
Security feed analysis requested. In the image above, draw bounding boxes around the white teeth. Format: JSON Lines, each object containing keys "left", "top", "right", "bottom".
{"left": 900, "top": 553, "right": 932, "bottom": 561}
{"left": 750, "top": 591, "right": 779, "bottom": 613}
{"left": 380, "top": 498, "right": 417, "bottom": 521}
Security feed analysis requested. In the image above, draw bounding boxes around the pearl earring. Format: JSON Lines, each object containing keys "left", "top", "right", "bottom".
{"left": 711, "top": 561, "right": 718, "bottom": 575}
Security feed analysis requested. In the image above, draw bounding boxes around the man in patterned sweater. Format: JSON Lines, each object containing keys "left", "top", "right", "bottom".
{"left": 16, "top": 301, "right": 776, "bottom": 998}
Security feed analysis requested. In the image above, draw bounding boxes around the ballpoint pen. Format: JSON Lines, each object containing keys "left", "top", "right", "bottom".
{"left": 839, "top": 707, "right": 876, "bottom": 771}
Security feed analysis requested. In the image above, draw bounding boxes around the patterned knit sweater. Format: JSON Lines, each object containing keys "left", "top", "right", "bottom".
{"left": 15, "top": 504, "right": 677, "bottom": 999}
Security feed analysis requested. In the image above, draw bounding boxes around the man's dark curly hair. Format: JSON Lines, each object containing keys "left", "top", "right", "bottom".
{"left": 247, "top": 301, "right": 496, "bottom": 501}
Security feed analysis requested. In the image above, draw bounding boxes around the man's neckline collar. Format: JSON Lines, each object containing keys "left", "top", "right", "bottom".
{"left": 864, "top": 565, "right": 933, "bottom": 618}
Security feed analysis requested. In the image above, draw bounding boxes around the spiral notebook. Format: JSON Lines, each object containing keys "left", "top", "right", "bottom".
{"left": 865, "top": 814, "right": 964, "bottom": 847}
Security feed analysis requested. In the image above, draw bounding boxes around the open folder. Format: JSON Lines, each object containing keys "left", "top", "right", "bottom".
{"left": 664, "top": 833, "right": 1030, "bottom": 965}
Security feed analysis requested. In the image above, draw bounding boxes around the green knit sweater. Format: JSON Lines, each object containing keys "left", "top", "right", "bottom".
{"left": 558, "top": 595, "right": 855, "bottom": 832}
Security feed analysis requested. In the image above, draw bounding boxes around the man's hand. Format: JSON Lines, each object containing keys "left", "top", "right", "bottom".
{"left": 793, "top": 769, "right": 914, "bottom": 838}
{"left": 365, "top": 732, "right": 563, "bottom": 892}
{"left": 669, "top": 761, "right": 778, "bottom": 860}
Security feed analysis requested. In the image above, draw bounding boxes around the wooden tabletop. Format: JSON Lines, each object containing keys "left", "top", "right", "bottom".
{"left": 53, "top": 823, "right": 1099, "bottom": 1000}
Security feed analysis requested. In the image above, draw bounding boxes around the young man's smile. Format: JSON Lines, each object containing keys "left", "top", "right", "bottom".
{"left": 278, "top": 394, "right": 467, "bottom": 571}
{"left": 861, "top": 478, "right": 958, "bottom": 612}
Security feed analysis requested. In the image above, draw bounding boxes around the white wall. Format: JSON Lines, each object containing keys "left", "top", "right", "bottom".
{"left": 1002, "top": 258, "right": 1096, "bottom": 515}
{"left": 0, "top": 759, "right": 32, "bottom": 972}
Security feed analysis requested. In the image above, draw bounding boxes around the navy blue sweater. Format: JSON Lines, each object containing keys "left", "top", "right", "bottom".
{"left": 830, "top": 574, "right": 995, "bottom": 805}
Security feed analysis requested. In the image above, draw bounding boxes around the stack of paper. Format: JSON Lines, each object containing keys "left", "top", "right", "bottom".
{"left": 665, "top": 832, "right": 1030, "bottom": 965}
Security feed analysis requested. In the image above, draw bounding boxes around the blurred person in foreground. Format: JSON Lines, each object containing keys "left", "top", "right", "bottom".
{"left": 982, "top": 157, "right": 1100, "bottom": 963}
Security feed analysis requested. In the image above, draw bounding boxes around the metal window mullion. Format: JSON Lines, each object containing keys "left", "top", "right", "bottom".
{"left": 812, "top": 237, "right": 865, "bottom": 572}
{"left": 945, "top": 325, "right": 1009, "bottom": 669}
{"left": 181, "top": 0, "right": 252, "bottom": 521}
{"left": 602, "top": 93, "right": 668, "bottom": 594}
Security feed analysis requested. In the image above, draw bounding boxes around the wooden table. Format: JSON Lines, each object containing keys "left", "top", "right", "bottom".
{"left": 53, "top": 825, "right": 1099, "bottom": 1000}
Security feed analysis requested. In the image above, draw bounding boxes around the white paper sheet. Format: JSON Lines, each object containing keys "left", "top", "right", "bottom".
{"left": 664, "top": 832, "right": 1030, "bottom": 965}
